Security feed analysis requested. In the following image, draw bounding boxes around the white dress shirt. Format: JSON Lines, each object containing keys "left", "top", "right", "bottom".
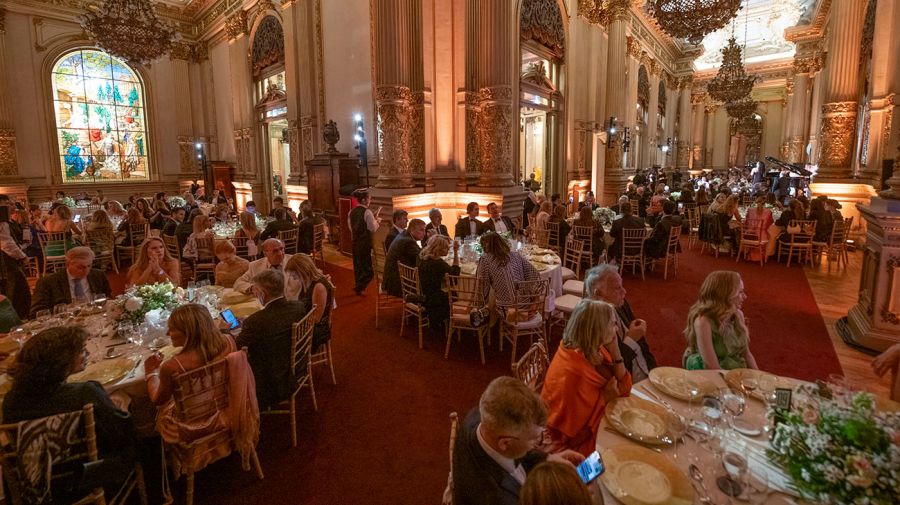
{"left": 232, "top": 254, "right": 293, "bottom": 294}
{"left": 476, "top": 424, "right": 527, "bottom": 485}
{"left": 491, "top": 218, "right": 508, "bottom": 234}
{"left": 68, "top": 273, "right": 93, "bottom": 303}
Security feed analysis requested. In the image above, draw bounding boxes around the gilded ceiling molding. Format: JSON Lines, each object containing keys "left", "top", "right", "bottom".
{"left": 626, "top": 35, "right": 641, "bottom": 59}
{"left": 520, "top": 0, "right": 565, "bottom": 57}
{"left": 784, "top": 0, "right": 831, "bottom": 42}
{"left": 225, "top": 9, "right": 248, "bottom": 39}
{"left": 577, "top": 0, "right": 608, "bottom": 26}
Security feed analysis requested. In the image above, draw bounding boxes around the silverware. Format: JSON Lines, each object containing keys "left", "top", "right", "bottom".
{"left": 602, "top": 426, "right": 662, "bottom": 453}
{"left": 125, "top": 357, "right": 143, "bottom": 379}
{"left": 641, "top": 385, "right": 674, "bottom": 410}
{"left": 689, "top": 464, "right": 713, "bottom": 504}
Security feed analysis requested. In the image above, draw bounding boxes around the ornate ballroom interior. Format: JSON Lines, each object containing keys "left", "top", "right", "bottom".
{"left": 1, "top": 0, "right": 900, "bottom": 503}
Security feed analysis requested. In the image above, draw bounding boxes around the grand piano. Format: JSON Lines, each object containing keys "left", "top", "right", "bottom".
{"left": 764, "top": 156, "right": 813, "bottom": 198}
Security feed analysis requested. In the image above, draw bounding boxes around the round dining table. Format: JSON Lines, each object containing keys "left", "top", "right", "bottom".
{"left": 593, "top": 370, "right": 806, "bottom": 505}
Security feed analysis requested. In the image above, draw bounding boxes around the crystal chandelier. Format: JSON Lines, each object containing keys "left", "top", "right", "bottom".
{"left": 725, "top": 95, "right": 757, "bottom": 119}
{"left": 646, "top": 0, "right": 743, "bottom": 45}
{"left": 80, "top": 0, "right": 179, "bottom": 65}
{"left": 706, "top": 37, "right": 756, "bottom": 103}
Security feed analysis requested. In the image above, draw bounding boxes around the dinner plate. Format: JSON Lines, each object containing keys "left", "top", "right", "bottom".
{"left": 724, "top": 369, "right": 792, "bottom": 402}
{"left": 648, "top": 367, "right": 716, "bottom": 401}
{"left": 68, "top": 357, "right": 134, "bottom": 385}
{"left": 600, "top": 445, "right": 694, "bottom": 505}
{"left": 606, "top": 396, "right": 672, "bottom": 445}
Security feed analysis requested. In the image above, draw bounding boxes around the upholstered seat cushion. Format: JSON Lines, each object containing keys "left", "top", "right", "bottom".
{"left": 562, "top": 279, "right": 584, "bottom": 297}
{"left": 560, "top": 266, "right": 576, "bottom": 282}
{"left": 505, "top": 312, "right": 543, "bottom": 329}
{"left": 554, "top": 294, "right": 581, "bottom": 313}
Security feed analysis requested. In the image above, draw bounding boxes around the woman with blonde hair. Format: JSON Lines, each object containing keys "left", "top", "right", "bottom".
{"left": 535, "top": 200, "right": 552, "bottom": 230}
{"left": 683, "top": 271, "right": 757, "bottom": 370}
{"left": 84, "top": 208, "right": 114, "bottom": 232}
{"left": 182, "top": 213, "right": 213, "bottom": 260}
{"left": 105, "top": 199, "right": 127, "bottom": 219}
{"left": 284, "top": 254, "right": 335, "bottom": 349}
{"left": 234, "top": 210, "right": 260, "bottom": 257}
{"left": 519, "top": 461, "right": 593, "bottom": 505}
{"left": 541, "top": 299, "right": 631, "bottom": 455}
{"left": 415, "top": 235, "right": 460, "bottom": 326}
{"left": 214, "top": 240, "right": 249, "bottom": 288}
{"left": 127, "top": 237, "right": 181, "bottom": 286}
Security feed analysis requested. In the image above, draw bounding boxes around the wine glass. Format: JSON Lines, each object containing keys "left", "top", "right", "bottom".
{"left": 758, "top": 373, "right": 776, "bottom": 407}
{"left": 748, "top": 472, "right": 772, "bottom": 505}
{"left": 722, "top": 388, "right": 747, "bottom": 428}
{"left": 666, "top": 413, "right": 687, "bottom": 460}
{"left": 52, "top": 303, "right": 68, "bottom": 316}
{"left": 720, "top": 443, "right": 749, "bottom": 499}
{"left": 34, "top": 309, "right": 51, "bottom": 320}
{"left": 11, "top": 326, "right": 27, "bottom": 350}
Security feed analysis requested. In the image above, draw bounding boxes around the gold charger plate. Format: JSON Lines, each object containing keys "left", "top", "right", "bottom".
{"left": 68, "top": 357, "right": 134, "bottom": 385}
{"left": 600, "top": 445, "right": 693, "bottom": 505}
{"left": 648, "top": 367, "right": 716, "bottom": 401}
{"left": 724, "top": 369, "right": 793, "bottom": 402}
{"left": 606, "top": 396, "right": 672, "bottom": 445}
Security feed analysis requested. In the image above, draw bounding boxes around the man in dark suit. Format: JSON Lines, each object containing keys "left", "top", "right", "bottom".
{"left": 452, "top": 377, "right": 582, "bottom": 505}
{"left": 162, "top": 207, "right": 185, "bottom": 237}
{"left": 297, "top": 201, "right": 325, "bottom": 254}
{"left": 578, "top": 190, "right": 600, "bottom": 212}
{"left": 236, "top": 269, "right": 307, "bottom": 410}
{"left": 260, "top": 208, "right": 297, "bottom": 241}
{"left": 645, "top": 200, "right": 682, "bottom": 258}
{"left": 483, "top": 202, "right": 516, "bottom": 235}
{"left": 31, "top": 247, "right": 111, "bottom": 317}
{"left": 425, "top": 208, "right": 449, "bottom": 239}
{"left": 608, "top": 202, "right": 646, "bottom": 261}
{"left": 175, "top": 208, "right": 199, "bottom": 251}
{"left": 383, "top": 209, "right": 409, "bottom": 252}
{"left": 382, "top": 219, "right": 426, "bottom": 297}
{"left": 773, "top": 170, "right": 792, "bottom": 205}
{"left": 455, "top": 202, "right": 485, "bottom": 239}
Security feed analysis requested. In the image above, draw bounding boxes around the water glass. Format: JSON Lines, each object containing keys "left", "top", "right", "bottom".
{"left": 747, "top": 472, "right": 771, "bottom": 505}
{"left": 52, "top": 303, "right": 68, "bottom": 316}
{"left": 34, "top": 309, "right": 51, "bottom": 320}
{"left": 722, "top": 388, "right": 747, "bottom": 427}
{"left": 757, "top": 373, "right": 776, "bottom": 408}
{"left": 11, "top": 327, "right": 27, "bottom": 350}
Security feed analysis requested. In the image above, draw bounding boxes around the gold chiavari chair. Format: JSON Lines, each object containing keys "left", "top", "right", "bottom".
{"left": 373, "top": 237, "right": 401, "bottom": 328}
{"left": 736, "top": 219, "right": 768, "bottom": 266}
{"left": 685, "top": 206, "right": 701, "bottom": 250}
{"left": 532, "top": 227, "right": 550, "bottom": 249}
{"left": 311, "top": 222, "right": 326, "bottom": 269}
{"left": 571, "top": 224, "right": 594, "bottom": 263}
{"left": 278, "top": 227, "right": 300, "bottom": 255}
{"left": 560, "top": 237, "right": 584, "bottom": 282}
{"left": 264, "top": 310, "right": 317, "bottom": 447}
{"left": 546, "top": 221, "right": 560, "bottom": 253}
{"left": 500, "top": 279, "right": 548, "bottom": 365}
{"left": 619, "top": 228, "right": 647, "bottom": 280}
{"left": 512, "top": 341, "right": 550, "bottom": 392}
{"left": 310, "top": 290, "right": 337, "bottom": 384}
{"left": 399, "top": 263, "right": 429, "bottom": 349}
{"left": 39, "top": 230, "right": 69, "bottom": 276}
{"left": 445, "top": 275, "right": 488, "bottom": 364}
{"left": 169, "top": 350, "right": 264, "bottom": 503}
{"left": 812, "top": 218, "right": 848, "bottom": 269}
{"left": 115, "top": 223, "right": 148, "bottom": 270}
{"left": 230, "top": 235, "right": 258, "bottom": 261}
{"left": 85, "top": 228, "right": 118, "bottom": 274}
{"left": 192, "top": 236, "right": 217, "bottom": 281}
{"left": 655, "top": 224, "right": 682, "bottom": 280}
{"left": 777, "top": 219, "right": 816, "bottom": 267}
{"left": 444, "top": 412, "right": 460, "bottom": 505}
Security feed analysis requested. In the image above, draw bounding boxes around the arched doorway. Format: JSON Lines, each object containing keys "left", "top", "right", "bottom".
{"left": 518, "top": 0, "right": 565, "bottom": 195}
{"left": 250, "top": 15, "right": 287, "bottom": 205}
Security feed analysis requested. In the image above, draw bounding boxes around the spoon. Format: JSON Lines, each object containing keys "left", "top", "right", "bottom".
{"left": 105, "top": 347, "right": 123, "bottom": 359}
{"left": 689, "top": 464, "right": 713, "bottom": 504}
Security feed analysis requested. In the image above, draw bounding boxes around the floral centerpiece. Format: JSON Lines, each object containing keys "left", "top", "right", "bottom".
{"left": 167, "top": 195, "right": 186, "bottom": 209}
{"left": 57, "top": 196, "right": 76, "bottom": 209}
{"left": 767, "top": 384, "right": 900, "bottom": 504}
{"left": 117, "top": 282, "right": 181, "bottom": 325}
{"left": 592, "top": 207, "right": 616, "bottom": 227}
{"left": 669, "top": 191, "right": 681, "bottom": 201}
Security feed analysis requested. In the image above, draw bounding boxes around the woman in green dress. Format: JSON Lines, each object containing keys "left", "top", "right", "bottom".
{"left": 683, "top": 271, "right": 758, "bottom": 371}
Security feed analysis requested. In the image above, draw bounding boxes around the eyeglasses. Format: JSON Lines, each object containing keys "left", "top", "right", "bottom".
{"left": 500, "top": 428, "right": 552, "bottom": 448}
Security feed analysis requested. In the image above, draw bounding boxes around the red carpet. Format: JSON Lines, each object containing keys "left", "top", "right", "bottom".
{"left": 130, "top": 244, "right": 840, "bottom": 504}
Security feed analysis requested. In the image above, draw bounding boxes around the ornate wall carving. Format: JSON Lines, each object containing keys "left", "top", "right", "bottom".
{"left": 0, "top": 129, "right": 18, "bottom": 176}
{"left": 574, "top": 120, "right": 594, "bottom": 179}
{"left": 233, "top": 128, "right": 254, "bottom": 174}
{"left": 626, "top": 35, "right": 641, "bottom": 59}
{"left": 300, "top": 116, "right": 314, "bottom": 167}
{"left": 375, "top": 85, "right": 414, "bottom": 188}
{"left": 578, "top": 0, "right": 609, "bottom": 26}
{"left": 250, "top": 15, "right": 285, "bottom": 78}
{"left": 169, "top": 42, "right": 193, "bottom": 61}
{"left": 520, "top": 0, "right": 565, "bottom": 57}
{"left": 287, "top": 118, "right": 301, "bottom": 179}
{"left": 880, "top": 94, "right": 895, "bottom": 164}
{"left": 177, "top": 135, "right": 194, "bottom": 173}
{"left": 818, "top": 101, "right": 858, "bottom": 173}
{"left": 225, "top": 10, "right": 249, "bottom": 39}
{"left": 474, "top": 86, "right": 513, "bottom": 186}
{"left": 675, "top": 140, "right": 689, "bottom": 169}
{"left": 464, "top": 92, "right": 480, "bottom": 182}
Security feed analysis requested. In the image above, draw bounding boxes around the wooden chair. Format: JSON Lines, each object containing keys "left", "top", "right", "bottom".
{"left": 115, "top": 223, "right": 148, "bottom": 270}
{"left": 685, "top": 206, "right": 701, "bottom": 250}
{"left": 812, "top": 218, "right": 848, "bottom": 269}
{"left": 445, "top": 275, "right": 488, "bottom": 364}
{"left": 619, "top": 228, "right": 647, "bottom": 280}
{"left": 445, "top": 412, "right": 460, "bottom": 505}
{"left": 0, "top": 404, "right": 147, "bottom": 505}
{"left": 162, "top": 233, "right": 181, "bottom": 259}
{"left": 265, "top": 310, "right": 318, "bottom": 447}
{"left": 656, "top": 224, "right": 682, "bottom": 280}
{"left": 311, "top": 222, "right": 326, "bottom": 269}
{"left": 399, "top": 263, "right": 429, "bottom": 349}
{"left": 39, "top": 230, "right": 69, "bottom": 276}
{"left": 560, "top": 237, "right": 584, "bottom": 282}
{"left": 278, "top": 227, "right": 300, "bottom": 255}
{"left": 512, "top": 341, "right": 550, "bottom": 392}
{"left": 532, "top": 227, "right": 550, "bottom": 249}
{"left": 777, "top": 219, "right": 815, "bottom": 267}
{"left": 192, "top": 236, "right": 217, "bottom": 281}
{"left": 546, "top": 221, "right": 560, "bottom": 252}
{"left": 373, "top": 241, "right": 400, "bottom": 328}
{"left": 500, "top": 279, "right": 548, "bottom": 365}
{"left": 571, "top": 224, "right": 594, "bottom": 263}
{"left": 629, "top": 199, "right": 640, "bottom": 212}
{"left": 736, "top": 219, "right": 768, "bottom": 266}
{"left": 310, "top": 289, "right": 337, "bottom": 385}
{"left": 85, "top": 228, "right": 119, "bottom": 274}
{"left": 740, "top": 194, "right": 752, "bottom": 207}
{"left": 169, "top": 351, "right": 264, "bottom": 504}
{"left": 229, "top": 235, "right": 257, "bottom": 261}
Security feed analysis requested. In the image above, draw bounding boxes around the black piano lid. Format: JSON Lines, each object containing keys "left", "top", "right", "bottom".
{"left": 764, "top": 156, "right": 813, "bottom": 177}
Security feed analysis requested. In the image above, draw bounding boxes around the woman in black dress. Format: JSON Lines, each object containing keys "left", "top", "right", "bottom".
{"left": 417, "top": 235, "right": 460, "bottom": 327}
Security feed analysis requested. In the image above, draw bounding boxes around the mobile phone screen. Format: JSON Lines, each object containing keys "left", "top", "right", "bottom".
{"left": 577, "top": 451, "right": 604, "bottom": 484}
{"left": 220, "top": 308, "right": 240, "bottom": 330}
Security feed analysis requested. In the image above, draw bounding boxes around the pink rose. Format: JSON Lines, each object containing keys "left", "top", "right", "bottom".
{"left": 847, "top": 475, "right": 873, "bottom": 488}
{"left": 851, "top": 455, "right": 872, "bottom": 473}
{"left": 802, "top": 408, "right": 819, "bottom": 425}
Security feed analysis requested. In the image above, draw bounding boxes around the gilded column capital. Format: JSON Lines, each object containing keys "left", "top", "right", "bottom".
{"left": 691, "top": 91, "right": 706, "bottom": 105}
{"left": 785, "top": 79, "right": 794, "bottom": 95}
{"left": 607, "top": 0, "right": 631, "bottom": 22}
{"left": 225, "top": 10, "right": 249, "bottom": 40}
{"left": 169, "top": 42, "right": 194, "bottom": 61}
{"left": 704, "top": 104, "right": 718, "bottom": 114}
{"left": 626, "top": 35, "right": 641, "bottom": 59}
{"left": 678, "top": 75, "right": 693, "bottom": 90}
{"left": 578, "top": 0, "right": 608, "bottom": 25}
{"left": 639, "top": 52, "right": 653, "bottom": 70}
{"left": 793, "top": 54, "right": 823, "bottom": 75}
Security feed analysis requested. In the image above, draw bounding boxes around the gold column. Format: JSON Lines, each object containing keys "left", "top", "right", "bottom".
{"left": 227, "top": 10, "right": 256, "bottom": 177}
{"left": 676, "top": 77, "right": 693, "bottom": 171}
{"left": 282, "top": 0, "right": 322, "bottom": 183}
{"left": 690, "top": 91, "right": 707, "bottom": 169}
{"left": 0, "top": 9, "right": 18, "bottom": 177}
{"left": 603, "top": 0, "right": 630, "bottom": 196}
{"left": 170, "top": 43, "right": 197, "bottom": 175}
{"left": 817, "top": 0, "right": 867, "bottom": 180}
{"left": 806, "top": 56, "right": 825, "bottom": 165}
{"left": 644, "top": 60, "right": 660, "bottom": 169}
{"left": 622, "top": 35, "right": 640, "bottom": 172}
{"left": 787, "top": 57, "right": 813, "bottom": 164}
{"left": 781, "top": 79, "right": 793, "bottom": 160}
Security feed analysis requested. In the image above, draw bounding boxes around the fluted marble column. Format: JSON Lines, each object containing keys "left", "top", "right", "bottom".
{"left": 0, "top": 9, "right": 18, "bottom": 178}
{"left": 817, "top": 0, "right": 868, "bottom": 180}
{"left": 806, "top": 58, "right": 825, "bottom": 165}
{"left": 170, "top": 43, "right": 197, "bottom": 175}
{"left": 676, "top": 77, "right": 693, "bottom": 171}
{"left": 691, "top": 91, "right": 707, "bottom": 168}
{"left": 644, "top": 64, "right": 660, "bottom": 169}
{"left": 781, "top": 80, "right": 793, "bottom": 159}
{"left": 787, "top": 58, "right": 813, "bottom": 164}
{"left": 604, "top": 0, "right": 630, "bottom": 194}
{"left": 226, "top": 10, "right": 256, "bottom": 176}
{"left": 623, "top": 37, "right": 640, "bottom": 172}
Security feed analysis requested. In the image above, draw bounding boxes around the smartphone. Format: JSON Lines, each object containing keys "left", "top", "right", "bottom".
{"left": 74, "top": 214, "right": 81, "bottom": 223}
{"left": 220, "top": 308, "right": 240, "bottom": 330}
{"left": 576, "top": 451, "right": 604, "bottom": 484}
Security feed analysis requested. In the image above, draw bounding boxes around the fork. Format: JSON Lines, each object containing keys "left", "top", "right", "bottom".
{"left": 640, "top": 385, "right": 674, "bottom": 410}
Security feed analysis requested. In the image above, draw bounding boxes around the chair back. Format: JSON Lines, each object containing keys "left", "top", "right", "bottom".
{"left": 39, "top": 230, "right": 69, "bottom": 257}
{"left": 563, "top": 237, "right": 584, "bottom": 279}
{"left": 512, "top": 341, "right": 550, "bottom": 392}
{"left": 128, "top": 223, "right": 149, "bottom": 247}
{"left": 572, "top": 225, "right": 593, "bottom": 253}
{"left": 162, "top": 233, "right": 181, "bottom": 259}
{"left": 546, "top": 221, "right": 560, "bottom": 248}
{"left": 278, "top": 228, "right": 299, "bottom": 254}
{"left": 621, "top": 227, "right": 646, "bottom": 257}
{"left": 291, "top": 309, "right": 316, "bottom": 390}
{"left": 629, "top": 199, "right": 639, "bottom": 211}
{"left": 531, "top": 227, "right": 550, "bottom": 248}
{"left": 373, "top": 241, "right": 387, "bottom": 276}
{"left": 312, "top": 223, "right": 326, "bottom": 254}
{"left": 682, "top": 202, "right": 698, "bottom": 216}
{"left": 171, "top": 357, "right": 230, "bottom": 425}
{"left": 740, "top": 194, "right": 752, "bottom": 207}
{"left": 398, "top": 263, "right": 422, "bottom": 300}
{"left": 510, "top": 279, "right": 548, "bottom": 321}
{"left": 447, "top": 274, "right": 483, "bottom": 309}
{"left": 0, "top": 405, "right": 102, "bottom": 505}
{"left": 194, "top": 236, "right": 216, "bottom": 263}
{"left": 231, "top": 235, "right": 257, "bottom": 261}
{"left": 85, "top": 228, "right": 114, "bottom": 255}
{"left": 787, "top": 219, "right": 816, "bottom": 242}
{"left": 665, "top": 225, "right": 682, "bottom": 254}
{"left": 685, "top": 206, "right": 700, "bottom": 227}
{"left": 829, "top": 218, "right": 847, "bottom": 246}
{"left": 740, "top": 219, "right": 762, "bottom": 242}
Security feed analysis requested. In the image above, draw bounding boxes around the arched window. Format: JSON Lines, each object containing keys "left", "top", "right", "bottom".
{"left": 51, "top": 48, "right": 150, "bottom": 183}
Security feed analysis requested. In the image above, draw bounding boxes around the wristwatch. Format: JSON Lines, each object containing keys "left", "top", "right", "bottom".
{"left": 612, "top": 357, "right": 624, "bottom": 364}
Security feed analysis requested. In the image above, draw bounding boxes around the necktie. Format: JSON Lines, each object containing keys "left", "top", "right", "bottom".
{"left": 73, "top": 279, "right": 85, "bottom": 300}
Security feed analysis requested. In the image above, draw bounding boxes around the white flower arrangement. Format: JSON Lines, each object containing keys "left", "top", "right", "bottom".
{"left": 767, "top": 383, "right": 900, "bottom": 504}
{"left": 167, "top": 195, "right": 186, "bottom": 209}
{"left": 57, "top": 196, "right": 76, "bottom": 208}
{"left": 118, "top": 282, "right": 179, "bottom": 325}
{"left": 592, "top": 207, "right": 617, "bottom": 226}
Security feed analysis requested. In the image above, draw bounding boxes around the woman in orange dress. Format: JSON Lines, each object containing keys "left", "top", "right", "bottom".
{"left": 541, "top": 299, "right": 632, "bottom": 456}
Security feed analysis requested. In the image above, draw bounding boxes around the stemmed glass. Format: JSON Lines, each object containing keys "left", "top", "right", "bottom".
{"left": 11, "top": 326, "right": 27, "bottom": 350}
{"left": 721, "top": 387, "right": 747, "bottom": 429}
{"left": 52, "top": 303, "right": 68, "bottom": 316}
{"left": 720, "top": 440, "right": 749, "bottom": 500}
{"left": 666, "top": 412, "right": 687, "bottom": 461}
{"left": 747, "top": 472, "right": 772, "bottom": 505}
{"left": 34, "top": 309, "right": 51, "bottom": 320}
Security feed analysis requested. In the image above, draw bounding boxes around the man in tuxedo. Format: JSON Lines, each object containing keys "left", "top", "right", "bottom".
{"left": 236, "top": 269, "right": 307, "bottom": 410}
{"left": 384, "top": 209, "right": 409, "bottom": 252}
{"left": 297, "top": 201, "right": 324, "bottom": 254}
{"left": 382, "top": 219, "right": 426, "bottom": 297}
{"left": 608, "top": 202, "right": 646, "bottom": 261}
{"left": 578, "top": 190, "right": 600, "bottom": 212}
{"left": 162, "top": 207, "right": 184, "bottom": 237}
{"left": 269, "top": 196, "right": 298, "bottom": 223}
{"left": 452, "top": 377, "right": 583, "bottom": 505}
{"left": 645, "top": 200, "right": 682, "bottom": 258}
{"left": 31, "top": 247, "right": 111, "bottom": 317}
{"left": 233, "top": 238, "right": 292, "bottom": 294}
{"left": 260, "top": 208, "right": 297, "bottom": 241}
{"left": 455, "top": 202, "right": 485, "bottom": 239}
{"left": 425, "top": 208, "right": 449, "bottom": 239}
{"left": 483, "top": 202, "right": 516, "bottom": 235}
{"left": 584, "top": 264, "right": 658, "bottom": 383}
{"left": 349, "top": 190, "right": 377, "bottom": 295}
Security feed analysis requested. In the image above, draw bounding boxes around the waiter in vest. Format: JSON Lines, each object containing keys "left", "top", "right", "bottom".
{"left": 349, "top": 189, "right": 378, "bottom": 295}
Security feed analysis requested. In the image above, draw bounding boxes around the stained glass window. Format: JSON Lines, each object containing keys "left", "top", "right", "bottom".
{"left": 51, "top": 49, "right": 150, "bottom": 183}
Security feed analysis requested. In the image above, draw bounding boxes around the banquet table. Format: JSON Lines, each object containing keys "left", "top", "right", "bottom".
{"left": 445, "top": 245, "right": 564, "bottom": 302}
{"left": 594, "top": 369, "right": 807, "bottom": 505}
